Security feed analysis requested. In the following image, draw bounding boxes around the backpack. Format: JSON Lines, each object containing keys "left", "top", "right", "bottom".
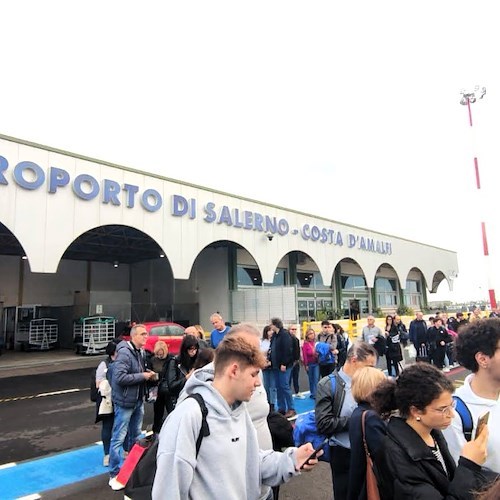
{"left": 315, "top": 342, "right": 334, "bottom": 365}
{"left": 267, "top": 410, "right": 295, "bottom": 451}
{"left": 452, "top": 395, "right": 473, "bottom": 441}
{"left": 124, "top": 393, "right": 209, "bottom": 500}
{"left": 90, "top": 359, "right": 109, "bottom": 402}
{"left": 293, "top": 374, "right": 336, "bottom": 462}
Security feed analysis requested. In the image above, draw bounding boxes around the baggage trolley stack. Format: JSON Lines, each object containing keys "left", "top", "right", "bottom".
{"left": 74, "top": 316, "right": 116, "bottom": 355}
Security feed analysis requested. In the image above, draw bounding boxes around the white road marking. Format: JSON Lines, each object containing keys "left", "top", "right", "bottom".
{"left": 36, "top": 389, "right": 81, "bottom": 398}
{"left": 0, "top": 462, "right": 16, "bottom": 469}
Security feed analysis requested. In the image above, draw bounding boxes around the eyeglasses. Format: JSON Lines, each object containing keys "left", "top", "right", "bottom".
{"left": 290, "top": 328, "right": 297, "bottom": 331}
{"left": 188, "top": 346, "right": 198, "bottom": 351}
{"left": 431, "top": 399, "right": 457, "bottom": 416}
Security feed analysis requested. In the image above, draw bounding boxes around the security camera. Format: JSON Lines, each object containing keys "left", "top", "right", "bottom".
{"left": 266, "top": 232, "right": 274, "bottom": 241}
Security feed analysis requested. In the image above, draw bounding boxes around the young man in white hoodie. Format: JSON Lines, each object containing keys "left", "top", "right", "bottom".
{"left": 152, "top": 331, "right": 318, "bottom": 500}
{"left": 443, "top": 318, "right": 500, "bottom": 475}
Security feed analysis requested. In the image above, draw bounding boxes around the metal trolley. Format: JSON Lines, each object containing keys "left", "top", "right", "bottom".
{"left": 15, "top": 317, "right": 59, "bottom": 351}
{"left": 73, "top": 316, "right": 116, "bottom": 355}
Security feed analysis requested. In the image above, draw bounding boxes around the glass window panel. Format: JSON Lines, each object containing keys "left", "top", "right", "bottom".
{"left": 237, "top": 266, "right": 262, "bottom": 286}
{"left": 342, "top": 275, "right": 367, "bottom": 290}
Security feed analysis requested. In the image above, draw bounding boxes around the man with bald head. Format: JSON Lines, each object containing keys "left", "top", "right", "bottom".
{"left": 409, "top": 311, "right": 428, "bottom": 347}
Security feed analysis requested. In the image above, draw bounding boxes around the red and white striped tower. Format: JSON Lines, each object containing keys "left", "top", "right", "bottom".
{"left": 460, "top": 86, "right": 497, "bottom": 309}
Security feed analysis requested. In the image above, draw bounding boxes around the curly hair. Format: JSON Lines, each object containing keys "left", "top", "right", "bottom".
{"left": 371, "top": 363, "right": 454, "bottom": 418}
{"left": 455, "top": 319, "right": 500, "bottom": 372}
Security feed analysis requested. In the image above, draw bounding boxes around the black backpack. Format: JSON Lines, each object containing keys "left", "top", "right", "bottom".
{"left": 124, "top": 393, "right": 210, "bottom": 500}
{"left": 90, "top": 359, "right": 109, "bottom": 402}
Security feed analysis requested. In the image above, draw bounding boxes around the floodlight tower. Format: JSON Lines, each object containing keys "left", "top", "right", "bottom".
{"left": 460, "top": 86, "right": 497, "bottom": 309}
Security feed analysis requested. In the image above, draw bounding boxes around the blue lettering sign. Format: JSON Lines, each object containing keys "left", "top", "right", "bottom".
{"left": 0, "top": 156, "right": 8, "bottom": 185}
{"left": 141, "top": 189, "right": 162, "bottom": 212}
{"left": 172, "top": 195, "right": 188, "bottom": 216}
{"left": 277, "top": 219, "right": 289, "bottom": 235}
{"left": 73, "top": 174, "right": 100, "bottom": 200}
{"left": 171, "top": 195, "right": 195, "bottom": 218}
{"left": 265, "top": 216, "right": 277, "bottom": 234}
{"left": 244, "top": 211, "right": 253, "bottom": 230}
{"left": 103, "top": 179, "right": 121, "bottom": 205}
{"left": 48, "top": 167, "right": 70, "bottom": 194}
{"left": 233, "top": 209, "right": 243, "bottom": 228}
{"left": 218, "top": 205, "right": 232, "bottom": 226}
{"left": 204, "top": 202, "right": 216, "bottom": 222}
{"left": 254, "top": 212, "right": 264, "bottom": 231}
{"left": 123, "top": 183, "right": 139, "bottom": 208}
{"left": 14, "top": 161, "right": 45, "bottom": 190}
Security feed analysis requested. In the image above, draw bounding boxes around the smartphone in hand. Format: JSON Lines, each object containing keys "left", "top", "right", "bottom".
{"left": 300, "top": 438, "right": 328, "bottom": 469}
{"left": 475, "top": 411, "right": 490, "bottom": 439}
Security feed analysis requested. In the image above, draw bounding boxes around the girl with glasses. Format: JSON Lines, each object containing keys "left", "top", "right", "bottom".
{"left": 371, "top": 363, "right": 489, "bottom": 499}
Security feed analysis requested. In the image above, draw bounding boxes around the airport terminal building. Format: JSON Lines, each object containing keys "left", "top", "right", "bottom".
{"left": 0, "top": 134, "right": 458, "bottom": 350}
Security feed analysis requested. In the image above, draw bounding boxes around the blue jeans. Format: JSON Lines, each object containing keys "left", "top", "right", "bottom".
{"left": 109, "top": 400, "right": 144, "bottom": 478}
{"left": 306, "top": 363, "right": 319, "bottom": 398}
{"left": 274, "top": 367, "right": 294, "bottom": 412}
{"left": 101, "top": 415, "right": 114, "bottom": 455}
{"left": 262, "top": 368, "right": 277, "bottom": 407}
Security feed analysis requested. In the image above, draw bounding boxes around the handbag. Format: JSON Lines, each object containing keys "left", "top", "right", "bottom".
{"left": 362, "top": 410, "right": 381, "bottom": 500}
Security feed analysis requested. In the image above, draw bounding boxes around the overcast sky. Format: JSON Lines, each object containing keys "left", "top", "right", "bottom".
{"left": 1, "top": 1, "right": 499, "bottom": 303}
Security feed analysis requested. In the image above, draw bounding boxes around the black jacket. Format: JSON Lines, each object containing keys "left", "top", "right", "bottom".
{"left": 375, "top": 417, "right": 485, "bottom": 500}
{"left": 410, "top": 319, "right": 428, "bottom": 346}
{"left": 315, "top": 371, "right": 349, "bottom": 438}
{"left": 347, "top": 404, "right": 387, "bottom": 500}
{"left": 428, "top": 326, "right": 452, "bottom": 350}
{"left": 385, "top": 324, "right": 403, "bottom": 361}
{"left": 270, "top": 328, "right": 294, "bottom": 368}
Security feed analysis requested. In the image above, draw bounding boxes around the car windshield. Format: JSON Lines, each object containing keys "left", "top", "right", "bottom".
{"left": 149, "top": 325, "right": 184, "bottom": 336}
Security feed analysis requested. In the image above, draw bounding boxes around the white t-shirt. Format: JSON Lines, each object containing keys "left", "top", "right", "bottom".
{"left": 442, "top": 373, "right": 500, "bottom": 473}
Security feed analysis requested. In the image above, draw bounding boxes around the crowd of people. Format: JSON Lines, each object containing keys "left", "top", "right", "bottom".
{"left": 93, "top": 310, "right": 499, "bottom": 499}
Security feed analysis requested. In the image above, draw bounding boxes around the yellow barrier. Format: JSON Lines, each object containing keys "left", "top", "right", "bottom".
{"left": 301, "top": 316, "right": 417, "bottom": 340}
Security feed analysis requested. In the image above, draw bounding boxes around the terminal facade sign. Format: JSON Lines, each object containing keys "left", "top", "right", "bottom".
{"left": 0, "top": 155, "right": 392, "bottom": 256}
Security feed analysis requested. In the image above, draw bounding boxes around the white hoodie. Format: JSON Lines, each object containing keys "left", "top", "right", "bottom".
{"left": 443, "top": 373, "right": 500, "bottom": 473}
{"left": 152, "top": 366, "right": 299, "bottom": 500}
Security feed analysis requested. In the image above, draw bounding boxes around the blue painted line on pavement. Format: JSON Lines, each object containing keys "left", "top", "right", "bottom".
{"left": 2, "top": 394, "right": 316, "bottom": 499}
{"left": 1, "top": 444, "right": 106, "bottom": 500}
{"left": 292, "top": 392, "right": 315, "bottom": 414}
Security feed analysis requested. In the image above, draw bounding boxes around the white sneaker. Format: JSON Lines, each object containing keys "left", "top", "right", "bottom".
{"left": 108, "top": 477, "right": 125, "bottom": 491}
{"left": 103, "top": 454, "right": 109, "bottom": 466}
{"left": 443, "top": 367, "right": 450, "bottom": 373}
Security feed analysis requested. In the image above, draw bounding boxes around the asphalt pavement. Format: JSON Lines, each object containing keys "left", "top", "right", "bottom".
{"left": 0, "top": 348, "right": 334, "bottom": 499}
{"left": 0, "top": 348, "right": 467, "bottom": 500}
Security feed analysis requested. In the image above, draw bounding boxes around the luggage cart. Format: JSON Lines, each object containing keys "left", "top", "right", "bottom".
{"left": 28, "top": 318, "right": 58, "bottom": 350}
{"left": 73, "top": 316, "right": 116, "bottom": 355}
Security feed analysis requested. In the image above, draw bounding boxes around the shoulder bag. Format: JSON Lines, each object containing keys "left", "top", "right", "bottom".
{"left": 362, "top": 410, "right": 381, "bottom": 500}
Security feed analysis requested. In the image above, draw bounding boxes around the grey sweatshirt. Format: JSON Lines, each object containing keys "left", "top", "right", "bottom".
{"left": 152, "top": 366, "right": 299, "bottom": 500}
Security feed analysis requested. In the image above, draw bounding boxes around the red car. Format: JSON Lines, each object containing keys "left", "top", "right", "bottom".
{"left": 122, "top": 322, "right": 185, "bottom": 355}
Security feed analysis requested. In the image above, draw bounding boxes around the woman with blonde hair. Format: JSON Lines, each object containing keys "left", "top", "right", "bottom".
{"left": 347, "top": 366, "right": 388, "bottom": 499}
{"left": 302, "top": 328, "right": 319, "bottom": 399}
{"left": 148, "top": 340, "right": 175, "bottom": 433}
{"left": 193, "top": 324, "right": 209, "bottom": 349}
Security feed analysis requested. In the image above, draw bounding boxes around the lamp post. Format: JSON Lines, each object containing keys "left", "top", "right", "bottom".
{"left": 460, "top": 86, "right": 497, "bottom": 309}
